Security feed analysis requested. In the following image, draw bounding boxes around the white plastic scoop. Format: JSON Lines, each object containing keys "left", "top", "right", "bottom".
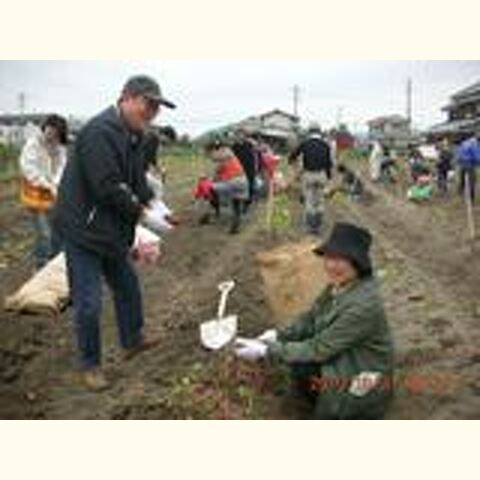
{"left": 200, "top": 280, "right": 238, "bottom": 351}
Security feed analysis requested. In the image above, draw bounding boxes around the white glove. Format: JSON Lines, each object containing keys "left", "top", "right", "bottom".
{"left": 234, "top": 338, "right": 268, "bottom": 361}
{"left": 349, "top": 372, "right": 383, "bottom": 397}
{"left": 257, "top": 329, "right": 278, "bottom": 345}
{"left": 143, "top": 200, "right": 174, "bottom": 233}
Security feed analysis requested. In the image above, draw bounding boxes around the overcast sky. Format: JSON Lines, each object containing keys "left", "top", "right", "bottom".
{"left": 1, "top": 61, "right": 479, "bottom": 136}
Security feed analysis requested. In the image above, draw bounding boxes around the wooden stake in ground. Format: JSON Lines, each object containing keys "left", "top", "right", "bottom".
{"left": 464, "top": 174, "right": 476, "bottom": 243}
{"left": 265, "top": 176, "right": 275, "bottom": 231}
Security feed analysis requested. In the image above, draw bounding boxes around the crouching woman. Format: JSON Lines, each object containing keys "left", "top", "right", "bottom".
{"left": 203, "top": 140, "right": 249, "bottom": 234}
{"left": 235, "top": 222, "right": 395, "bottom": 419}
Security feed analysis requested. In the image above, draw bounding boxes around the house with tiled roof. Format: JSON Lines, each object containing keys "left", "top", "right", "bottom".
{"left": 428, "top": 80, "right": 480, "bottom": 141}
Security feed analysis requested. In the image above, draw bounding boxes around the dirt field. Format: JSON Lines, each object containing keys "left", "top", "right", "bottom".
{"left": 1, "top": 151, "right": 480, "bottom": 419}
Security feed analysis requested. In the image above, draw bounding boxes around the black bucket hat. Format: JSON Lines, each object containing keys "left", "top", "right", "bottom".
{"left": 314, "top": 222, "right": 373, "bottom": 277}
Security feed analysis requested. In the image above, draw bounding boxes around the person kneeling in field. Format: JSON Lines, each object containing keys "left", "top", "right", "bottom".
{"left": 234, "top": 222, "right": 395, "bottom": 420}
{"left": 325, "top": 164, "right": 365, "bottom": 201}
{"left": 196, "top": 140, "right": 249, "bottom": 234}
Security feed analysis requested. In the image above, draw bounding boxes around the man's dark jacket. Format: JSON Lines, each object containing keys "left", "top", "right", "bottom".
{"left": 53, "top": 107, "right": 153, "bottom": 258}
{"left": 232, "top": 140, "right": 257, "bottom": 180}
{"left": 289, "top": 136, "right": 333, "bottom": 178}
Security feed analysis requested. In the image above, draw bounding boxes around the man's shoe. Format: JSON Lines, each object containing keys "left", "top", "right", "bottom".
{"left": 82, "top": 369, "right": 109, "bottom": 392}
{"left": 123, "top": 337, "right": 161, "bottom": 362}
{"left": 229, "top": 215, "right": 241, "bottom": 235}
{"left": 199, "top": 213, "right": 211, "bottom": 225}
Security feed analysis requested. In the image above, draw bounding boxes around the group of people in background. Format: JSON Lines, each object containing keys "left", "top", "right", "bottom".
{"left": 194, "top": 121, "right": 337, "bottom": 237}
{"left": 194, "top": 128, "right": 282, "bottom": 234}
{"left": 369, "top": 131, "right": 480, "bottom": 203}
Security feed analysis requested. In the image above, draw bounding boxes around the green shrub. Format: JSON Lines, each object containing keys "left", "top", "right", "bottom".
{"left": 0, "top": 143, "right": 19, "bottom": 174}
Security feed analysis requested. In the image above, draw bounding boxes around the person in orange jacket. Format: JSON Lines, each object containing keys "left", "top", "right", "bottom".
{"left": 200, "top": 140, "right": 248, "bottom": 234}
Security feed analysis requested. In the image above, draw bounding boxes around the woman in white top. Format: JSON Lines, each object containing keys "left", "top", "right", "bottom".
{"left": 369, "top": 141, "right": 383, "bottom": 182}
{"left": 19, "top": 115, "right": 68, "bottom": 270}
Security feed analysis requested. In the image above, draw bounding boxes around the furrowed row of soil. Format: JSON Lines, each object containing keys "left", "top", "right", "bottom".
{"left": 1, "top": 156, "right": 479, "bottom": 418}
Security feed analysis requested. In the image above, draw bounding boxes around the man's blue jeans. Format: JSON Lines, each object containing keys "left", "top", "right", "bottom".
{"left": 65, "top": 241, "right": 145, "bottom": 369}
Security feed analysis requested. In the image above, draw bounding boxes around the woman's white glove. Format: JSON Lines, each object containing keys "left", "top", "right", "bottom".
{"left": 234, "top": 338, "right": 268, "bottom": 361}
{"left": 257, "top": 329, "right": 278, "bottom": 345}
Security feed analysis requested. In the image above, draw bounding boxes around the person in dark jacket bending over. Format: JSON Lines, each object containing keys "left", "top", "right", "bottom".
{"left": 289, "top": 122, "right": 333, "bottom": 235}
{"left": 232, "top": 128, "right": 259, "bottom": 209}
{"left": 53, "top": 76, "right": 176, "bottom": 391}
{"left": 235, "top": 222, "right": 394, "bottom": 419}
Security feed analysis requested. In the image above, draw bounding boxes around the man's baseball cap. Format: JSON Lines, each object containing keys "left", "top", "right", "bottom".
{"left": 122, "top": 75, "right": 177, "bottom": 109}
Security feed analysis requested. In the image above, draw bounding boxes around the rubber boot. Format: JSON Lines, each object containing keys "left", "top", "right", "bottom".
{"left": 210, "top": 192, "right": 221, "bottom": 220}
{"left": 306, "top": 212, "right": 322, "bottom": 235}
{"left": 200, "top": 193, "right": 221, "bottom": 225}
{"left": 230, "top": 199, "right": 242, "bottom": 235}
{"left": 312, "top": 212, "right": 323, "bottom": 235}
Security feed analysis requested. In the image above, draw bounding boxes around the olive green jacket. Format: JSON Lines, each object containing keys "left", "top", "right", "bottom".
{"left": 269, "top": 277, "right": 394, "bottom": 418}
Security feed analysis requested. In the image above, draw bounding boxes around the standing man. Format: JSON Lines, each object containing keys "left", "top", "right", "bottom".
{"left": 436, "top": 138, "right": 453, "bottom": 196}
{"left": 457, "top": 131, "right": 480, "bottom": 203}
{"left": 53, "top": 76, "right": 176, "bottom": 390}
{"left": 289, "top": 123, "right": 333, "bottom": 235}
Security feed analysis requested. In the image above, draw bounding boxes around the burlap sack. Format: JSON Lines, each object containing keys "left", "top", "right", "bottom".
{"left": 4, "top": 253, "right": 69, "bottom": 315}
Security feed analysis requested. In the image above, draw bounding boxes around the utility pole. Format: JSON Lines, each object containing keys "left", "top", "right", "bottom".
{"left": 336, "top": 106, "right": 344, "bottom": 129}
{"left": 406, "top": 78, "right": 412, "bottom": 132}
{"left": 293, "top": 85, "right": 300, "bottom": 118}
{"left": 18, "top": 92, "right": 26, "bottom": 115}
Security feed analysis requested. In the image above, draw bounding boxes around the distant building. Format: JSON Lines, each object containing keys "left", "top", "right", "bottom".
{"left": 0, "top": 113, "right": 85, "bottom": 147}
{"left": 198, "top": 109, "right": 301, "bottom": 151}
{"left": 428, "top": 80, "right": 480, "bottom": 142}
{"left": 330, "top": 126, "right": 355, "bottom": 151}
{"left": 0, "top": 113, "right": 54, "bottom": 146}
{"left": 367, "top": 115, "right": 411, "bottom": 149}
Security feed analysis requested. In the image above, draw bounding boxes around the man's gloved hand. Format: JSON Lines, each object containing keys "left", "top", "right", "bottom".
{"left": 143, "top": 200, "right": 174, "bottom": 233}
{"left": 257, "top": 329, "right": 278, "bottom": 345}
{"left": 234, "top": 338, "right": 268, "bottom": 361}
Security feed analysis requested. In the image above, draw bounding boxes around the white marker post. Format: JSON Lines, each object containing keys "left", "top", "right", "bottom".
{"left": 465, "top": 174, "right": 476, "bottom": 244}
{"left": 266, "top": 174, "right": 275, "bottom": 231}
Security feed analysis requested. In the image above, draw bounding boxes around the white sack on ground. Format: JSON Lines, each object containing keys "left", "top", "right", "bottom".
{"left": 4, "top": 253, "right": 69, "bottom": 315}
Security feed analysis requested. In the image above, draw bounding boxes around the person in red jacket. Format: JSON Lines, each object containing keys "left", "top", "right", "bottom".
{"left": 199, "top": 140, "right": 248, "bottom": 234}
